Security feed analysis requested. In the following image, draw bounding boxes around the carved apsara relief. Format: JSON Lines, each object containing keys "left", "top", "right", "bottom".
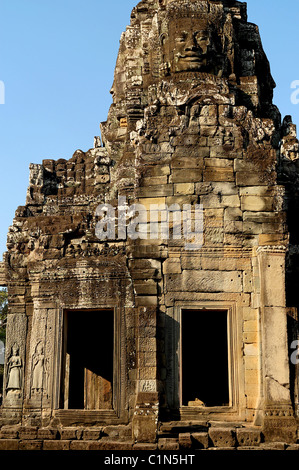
{"left": 29, "top": 341, "right": 50, "bottom": 398}
{"left": 6, "top": 343, "right": 22, "bottom": 395}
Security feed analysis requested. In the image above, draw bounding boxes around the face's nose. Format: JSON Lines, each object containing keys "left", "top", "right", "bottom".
{"left": 184, "top": 34, "right": 201, "bottom": 52}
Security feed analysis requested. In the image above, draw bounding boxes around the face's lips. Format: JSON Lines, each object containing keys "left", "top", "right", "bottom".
{"left": 177, "top": 53, "right": 206, "bottom": 62}
{"left": 181, "top": 57, "right": 203, "bottom": 61}
{"left": 184, "top": 51, "right": 202, "bottom": 56}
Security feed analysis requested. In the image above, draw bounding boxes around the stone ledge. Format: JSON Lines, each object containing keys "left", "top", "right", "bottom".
{"left": 0, "top": 424, "right": 296, "bottom": 451}
{"left": 0, "top": 439, "right": 19, "bottom": 450}
{"left": 133, "top": 443, "right": 158, "bottom": 450}
{"left": 19, "top": 440, "right": 43, "bottom": 451}
{"left": 70, "top": 440, "right": 93, "bottom": 451}
{"left": 0, "top": 436, "right": 297, "bottom": 451}
{"left": 0, "top": 425, "right": 21, "bottom": 439}
{"left": 158, "top": 438, "right": 179, "bottom": 450}
{"left": 94, "top": 441, "right": 133, "bottom": 450}
{"left": 19, "top": 426, "right": 38, "bottom": 440}
{"left": 236, "top": 428, "right": 262, "bottom": 447}
{"left": 208, "top": 427, "right": 236, "bottom": 448}
{"left": 37, "top": 427, "right": 59, "bottom": 440}
{"left": 43, "top": 440, "right": 71, "bottom": 451}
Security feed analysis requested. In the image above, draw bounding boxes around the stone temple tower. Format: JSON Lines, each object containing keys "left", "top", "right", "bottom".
{"left": 1, "top": 0, "right": 299, "bottom": 450}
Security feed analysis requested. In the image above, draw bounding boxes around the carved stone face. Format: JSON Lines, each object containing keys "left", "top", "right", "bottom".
{"left": 12, "top": 344, "right": 19, "bottom": 356}
{"left": 164, "top": 17, "right": 217, "bottom": 74}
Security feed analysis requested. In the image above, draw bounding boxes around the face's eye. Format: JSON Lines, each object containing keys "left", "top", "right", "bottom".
{"left": 194, "top": 32, "right": 209, "bottom": 43}
{"left": 176, "top": 31, "right": 188, "bottom": 43}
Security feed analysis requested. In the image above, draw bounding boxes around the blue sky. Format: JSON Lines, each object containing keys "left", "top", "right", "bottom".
{"left": 0, "top": 0, "right": 299, "bottom": 257}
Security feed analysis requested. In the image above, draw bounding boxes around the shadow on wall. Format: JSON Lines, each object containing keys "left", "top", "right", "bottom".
{"left": 279, "top": 152, "right": 299, "bottom": 413}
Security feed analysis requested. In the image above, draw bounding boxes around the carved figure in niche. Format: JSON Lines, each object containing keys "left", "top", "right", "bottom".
{"left": 6, "top": 343, "right": 22, "bottom": 392}
{"left": 162, "top": 13, "right": 222, "bottom": 76}
{"left": 31, "top": 341, "right": 45, "bottom": 393}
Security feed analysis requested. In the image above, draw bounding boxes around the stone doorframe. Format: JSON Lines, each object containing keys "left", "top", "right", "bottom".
{"left": 21, "top": 257, "right": 133, "bottom": 426}
{"left": 58, "top": 307, "right": 118, "bottom": 411}
{"left": 52, "top": 302, "right": 128, "bottom": 425}
{"left": 168, "top": 301, "right": 243, "bottom": 420}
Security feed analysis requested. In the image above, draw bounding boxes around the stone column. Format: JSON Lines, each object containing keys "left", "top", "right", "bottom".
{"left": 257, "top": 246, "right": 297, "bottom": 442}
{"left": 132, "top": 306, "right": 159, "bottom": 444}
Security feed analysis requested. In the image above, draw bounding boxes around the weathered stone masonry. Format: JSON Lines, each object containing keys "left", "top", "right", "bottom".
{"left": 1, "top": 0, "right": 299, "bottom": 450}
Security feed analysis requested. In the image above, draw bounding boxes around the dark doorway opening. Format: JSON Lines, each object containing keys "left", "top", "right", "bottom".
{"left": 181, "top": 309, "right": 229, "bottom": 407}
{"left": 62, "top": 309, "right": 114, "bottom": 410}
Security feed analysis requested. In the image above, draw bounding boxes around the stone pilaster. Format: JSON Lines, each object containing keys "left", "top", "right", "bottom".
{"left": 256, "top": 246, "right": 297, "bottom": 442}
{"left": 132, "top": 307, "right": 159, "bottom": 444}
{"left": 1, "top": 309, "right": 27, "bottom": 424}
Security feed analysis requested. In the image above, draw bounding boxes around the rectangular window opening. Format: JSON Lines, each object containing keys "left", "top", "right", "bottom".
{"left": 61, "top": 309, "right": 114, "bottom": 410}
{"left": 181, "top": 309, "right": 230, "bottom": 407}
